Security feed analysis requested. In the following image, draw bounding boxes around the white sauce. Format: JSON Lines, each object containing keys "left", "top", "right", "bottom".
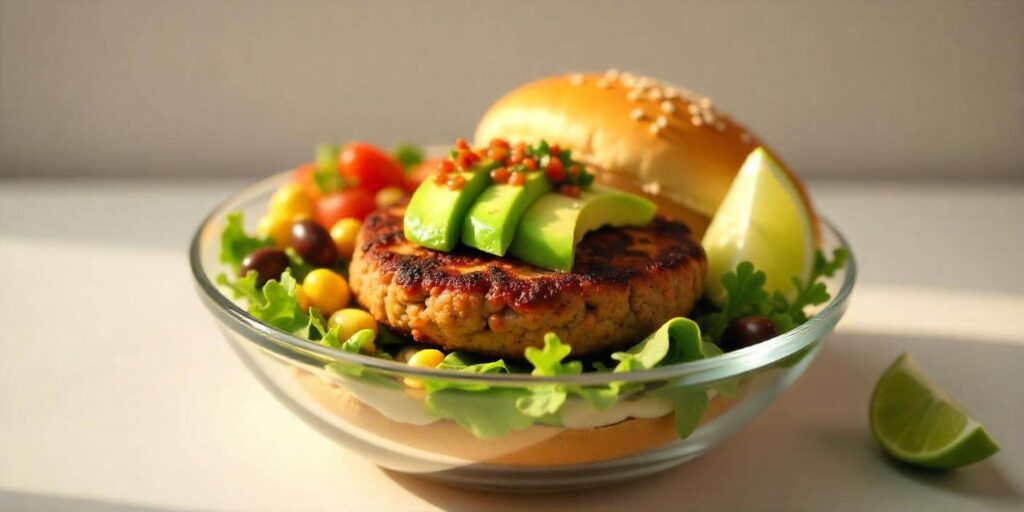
{"left": 331, "top": 373, "right": 675, "bottom": 429}
{"left": 560, "top": 395, "right": 675, "bottom": 428}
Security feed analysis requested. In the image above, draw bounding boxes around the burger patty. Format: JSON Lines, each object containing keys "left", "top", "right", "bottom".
{"left": 348, "top": 203, "right": 707, "bottom": 358}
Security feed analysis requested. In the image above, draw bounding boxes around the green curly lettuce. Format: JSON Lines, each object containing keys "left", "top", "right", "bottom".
{"left": 698, "top": 248, "right": 849, "bottom": 343}
{"left": 219, "top": 212, "right": 272, "bottom": 271}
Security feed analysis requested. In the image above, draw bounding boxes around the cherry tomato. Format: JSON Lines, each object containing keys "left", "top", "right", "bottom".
{"left": 315, "top": 188, "right": 376, "bottom": 227}
{"left": 339, "top": 143, "right": 407, "bottom": 194}
{"left": 292, "top": 163, "right": 323, "bottom": 200}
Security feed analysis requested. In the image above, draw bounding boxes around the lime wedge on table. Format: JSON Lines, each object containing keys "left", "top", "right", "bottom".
{"left": 871, "top": 353, "right": 999, "bottom": 470}
{"left": 702, "top": 147, "right": 814, "bottom": 305}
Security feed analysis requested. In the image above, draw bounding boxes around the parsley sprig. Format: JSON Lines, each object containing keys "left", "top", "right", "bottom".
{"left": 697, "top": 248, "right": 849, "bottom": 343}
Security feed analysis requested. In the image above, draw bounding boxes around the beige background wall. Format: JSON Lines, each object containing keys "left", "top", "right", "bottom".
{"left": 1, "top": 0, "right": 1022, "bottom": 179}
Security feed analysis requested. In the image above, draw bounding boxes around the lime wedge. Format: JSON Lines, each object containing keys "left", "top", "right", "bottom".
{"left": 701, "top": 147, "right": 815, "bottom": 305}
{"left": 871, "top": 353, "right": 999, "bottom": 470}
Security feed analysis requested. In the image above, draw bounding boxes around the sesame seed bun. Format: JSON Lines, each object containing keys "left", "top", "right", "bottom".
{"left": 295, "top": 368, "right": 743, "bottom": 466}
{"left": 474, "top": 72, "right": 819, "bottom": 240}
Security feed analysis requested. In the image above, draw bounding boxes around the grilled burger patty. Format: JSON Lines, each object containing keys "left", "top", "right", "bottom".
{"left": 348, "top": 203, "right": 707, "bottom": 358}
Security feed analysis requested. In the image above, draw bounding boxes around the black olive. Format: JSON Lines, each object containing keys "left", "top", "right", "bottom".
{"left": 239, "top": 247, "right": 289, "bottom": 285}
{"left": 720, "top": 315, "right": 778, "bottom": 351}
{"left": 291, "top": 219, "right": 338, "bottom": 266}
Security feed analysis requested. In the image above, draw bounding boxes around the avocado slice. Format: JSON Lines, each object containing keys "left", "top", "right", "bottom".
{"left": 404, "top": 170, "right": 492, "bottom": 251}
{"left": 462, "top": 173, "right": 553, "bottom": 256}
{"left": 509, "top": 186, "right": 657, "bottom": 272}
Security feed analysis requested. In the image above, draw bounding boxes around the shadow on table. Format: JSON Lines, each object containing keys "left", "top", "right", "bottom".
{"left": 0, "top": 488, "right": 198, "bottom": 512}
{"left": 385, "top": 331, "right": 1024, "bottom": 511}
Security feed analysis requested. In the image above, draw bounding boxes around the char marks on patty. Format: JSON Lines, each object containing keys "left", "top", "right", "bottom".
{"left": 349, "top": 202, "right": 707, "bottom": 358}
{"left": 358, "top": 203, "right": 704, "bottom": 310}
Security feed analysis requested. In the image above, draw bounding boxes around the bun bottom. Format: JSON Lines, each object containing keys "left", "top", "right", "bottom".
{"left": 296, "top": 370, "right": 737, "bottom": 467}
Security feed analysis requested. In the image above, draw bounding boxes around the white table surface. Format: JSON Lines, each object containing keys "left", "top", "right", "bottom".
{"left": 1, "top": 178, "right": 1022, "bottom": 511}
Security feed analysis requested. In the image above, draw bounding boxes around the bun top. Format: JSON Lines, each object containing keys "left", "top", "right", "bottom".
{"left": 474, "top": 71, "right": 816, "bottom": 231}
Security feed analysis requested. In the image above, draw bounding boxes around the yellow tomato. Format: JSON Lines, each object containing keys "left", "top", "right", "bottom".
{"left": 330, "top": 218, "right": 362, "bottom": 259}
{"left": 269, "top": 183, "right": 314, "bottom": 220}
{"left": 302, "top": 269, "right": 350, "bottom": 315}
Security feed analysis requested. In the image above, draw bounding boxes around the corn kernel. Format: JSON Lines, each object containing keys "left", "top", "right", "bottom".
{"left": 269, "top": 183, "right": 314, "bottom": 220}
{"left": 329, "top": 218, "right": 362, "bottom": 260}
{"left": 375, "top": 186, "right": 406, "bottom": 208}
{"left": 302, "top": 269, "right": 350, "bottom": 315}
{"left": 328, "top": 309, "right": 378, "bottom": 346}
{"left": 408, "top": 349, "right": 444, "bottom": 368}
{"left": 403, "top": 348, "right": 445, "bottom": 388}
{"left": 257, "top": 214, "right": 294, "bottom": 248}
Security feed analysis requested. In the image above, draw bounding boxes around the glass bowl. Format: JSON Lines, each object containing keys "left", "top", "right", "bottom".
{"left": 190, "top": 172, "right": 857, "bottom": 492}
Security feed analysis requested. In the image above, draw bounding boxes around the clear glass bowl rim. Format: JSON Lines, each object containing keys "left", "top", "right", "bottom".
{"left": 190, "top": 172, "right": 857, "bottom": 387}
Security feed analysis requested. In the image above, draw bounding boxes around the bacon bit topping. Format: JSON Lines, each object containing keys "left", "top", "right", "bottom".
{"left": 447, "top": 174, "right": 466, "bottom": 190}
{"left": 558, "top": 184, "right": 581, "bottom": 198}
{"left": 510, "top": 143, "right": 526, "bottom": 165}
{"left": 490, "top": 167, "right": 510, "bottom": 183}
{"left": 544, "top": 159, "right": 565, "bottom": 182}
{"left": 455, "top": 151, "right": 480, "bottom": 170}
{"left": 437, "top": 137, "right": 594, "bottom": 192}
{"left": 488, "top": 146, "right": 508, "bottom": 161}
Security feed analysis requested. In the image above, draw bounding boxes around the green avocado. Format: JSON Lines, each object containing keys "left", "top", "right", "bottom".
{"left": 462, "top": 173, "right": 553, "bottom": 256}
{"left": 404, "top": 170, "right": 492, "bottom": 251}
{"left": 509, "top": 186, "right": 657, "bottom": 272}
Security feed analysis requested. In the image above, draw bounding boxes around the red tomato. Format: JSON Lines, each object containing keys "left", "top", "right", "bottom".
{"left": 339, "top": 143, "right": 406, "bottom": 193}
{"left": 315, "top": 188, "right": 376, "bottom": 227}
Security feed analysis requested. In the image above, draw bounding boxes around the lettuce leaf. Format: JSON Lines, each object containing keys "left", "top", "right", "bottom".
{"left": 425, "top": 388, "right": 535, "bottom": 439}
{"left": 698, "top": 248, "right": 849, "bottom": 343}
{"left": 219, "top": 212, "right": 272, "bottom": 271}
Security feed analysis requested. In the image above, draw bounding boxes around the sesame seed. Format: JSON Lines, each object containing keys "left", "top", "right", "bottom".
{"left": 656, "top": 115, "right": 669, "bottom": 128}
{"left": 626, "top": 90, "right": 642, "bottom": 101}
{"left": 702, "top": 110, "right": 716, "bottom": 123}
{"left": 740, "top": 132, "right": 753, "bottom": 143}
{"left": 690, "top": 115, "right": 704, "bottom": 127}
{"left": 661, "top": 101, "right": 676, "bottom": 113}
{"left": 605, "top": 68, "right": 620, "bottom": 80}
{"left": 569, "top": 74, "right": 584, "bottom": 86}
{"left": 699, "top": 97, "right": 713, "bottom": 109}
{"left": 648, "top": 123, "right": 662, "bottom": 135}
{"left": 715, "top": 121, "right": 727, "bottom": 132}
{"left": 647, "top": 89, "right": 663, "bottom": 101}
{"left": 687, "top": 103, "right": 701, "bottom": 115}
{"left": 663, "top": 87, "right": 679, "bottom": 99}
{"left": 630, "top": 108, "right": 645, "bottom": 120}
{"left": 642, "top": 181, "right": 662, "bottom": 195}
{"left": 596, "top": 78, "right": 611, "bottom": 89}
